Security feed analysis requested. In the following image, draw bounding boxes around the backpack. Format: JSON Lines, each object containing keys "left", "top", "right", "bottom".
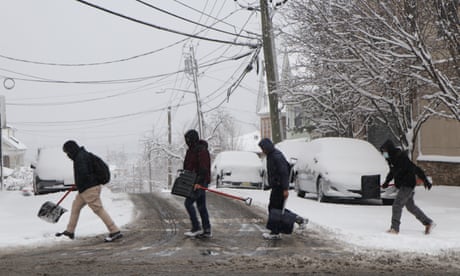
{"left": 90, "top": 153, "right": 111, "bottom": 184}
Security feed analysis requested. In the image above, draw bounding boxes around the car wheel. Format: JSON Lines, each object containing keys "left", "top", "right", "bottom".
{"left": 216, "top": 175, "right": 222, "bottom": 188}
{"left": 317, "top": 177, "right": 328, "bottom": 203}
{"left": 295, "top": 179, "right": 305, "bottom": 198}
{"left": 382, "top": 198, "right": 394, "bottom": 205}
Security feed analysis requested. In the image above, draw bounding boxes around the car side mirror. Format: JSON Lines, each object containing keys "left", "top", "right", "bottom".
{"left": 260, "top": 169, "right": 265, "bottom": 177}
{"left": 289, "top": 157, "right": 298, "bottom": 165}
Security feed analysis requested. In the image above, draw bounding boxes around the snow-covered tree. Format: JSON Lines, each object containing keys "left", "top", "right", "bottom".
{"left": 279, "top": 0, "right": 459, "bottom": 156}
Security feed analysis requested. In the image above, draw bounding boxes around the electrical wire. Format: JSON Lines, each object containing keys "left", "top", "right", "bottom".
{"left": 74, "top": 0, "right": 260, "bottom": 48}
{"left": 0, "top": 49, "right": 255, "bottom": 86}
{"left": 173, "top": 0, "right": 260, "bottom": 37}
{"left": 135, "top": 0, "right": 256, "bottom": 40}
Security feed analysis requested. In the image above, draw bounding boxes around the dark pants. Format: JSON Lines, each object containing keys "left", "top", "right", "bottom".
{"left": 267, "top": 186, "right": 286, "bottom": 234}
{"left": 391, "top": 186, "right": 432, "bottom": 232}
{"left": 184, "top": 189, "right": 211, "bottom": 232}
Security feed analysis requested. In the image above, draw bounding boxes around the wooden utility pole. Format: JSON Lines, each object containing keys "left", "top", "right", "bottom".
{"left": 185, "top": 45, "right": 205, "bottom": 138}
{"left": 259, "top": 0, "right": 281, "bottom": 143}
{"left": 167, "top": 106, "right": 172, "bottom": 189}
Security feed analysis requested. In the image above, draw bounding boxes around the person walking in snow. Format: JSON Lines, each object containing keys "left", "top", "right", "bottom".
{"left": 380, "top": 139, "right": 435, "bottom": 235}
{"left": 258, "top": 138, "right": 307, "bottom": 240}
{"left": 182, "top": 129, "right": 212, "bottom": 238}
{"left": 56, "top": 140, "right": 122, "bottom": 242}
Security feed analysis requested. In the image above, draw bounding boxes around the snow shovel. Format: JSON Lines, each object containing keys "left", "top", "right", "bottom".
{"left": 196, "top": 185, "right": 253, "bottom": 206}
{"left": 37, "top": 186, "right": 75, "bottom": 223}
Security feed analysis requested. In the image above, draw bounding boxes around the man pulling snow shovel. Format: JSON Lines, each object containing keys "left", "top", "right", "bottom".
{"left": 55, "top": 140, "right": 122, "bottom": 242}
{"left": 259, "top": 138, "right": 308, "bottom": 240}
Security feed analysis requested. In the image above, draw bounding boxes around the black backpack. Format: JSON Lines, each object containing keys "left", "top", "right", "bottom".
{"left": 90, "top": 153, "right": 111, "bottom": 184}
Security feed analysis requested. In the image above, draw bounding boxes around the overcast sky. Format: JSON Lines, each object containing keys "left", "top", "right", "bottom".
{"left": 0, "top": 0, "right": 266, "bottom": 161}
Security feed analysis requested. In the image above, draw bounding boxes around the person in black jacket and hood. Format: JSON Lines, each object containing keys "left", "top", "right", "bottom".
{"left": 380, "top": 139, "right": 435, "bottom": 235}
{"left": 56, "top": 140, "right": 122, "bottom": 242}
{"left": 259, "top": 138, "right": 307, "bottom": 240}
{"left": 183, "top": 129, "right": 212, "bottom": 238}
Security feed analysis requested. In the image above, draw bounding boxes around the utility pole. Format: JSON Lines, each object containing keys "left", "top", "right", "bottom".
{"left": 259, "top": 0, "right": 282, "bottom": 143}
{"left": 167, "top": 106, "right": 172, "bottom": 189}
{"left": 185, "top": 45, "right": 205, "bottom": 138}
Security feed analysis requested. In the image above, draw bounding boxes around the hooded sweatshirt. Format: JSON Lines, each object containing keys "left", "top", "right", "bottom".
{"left": 63, "top": 141, "right": 98, "bottom": 193}
{"left": 184, "top": 139, "right": 211, "bottom": 186}
{"left": 380, "top": 139, "right": 429, "bottom": 189}
{"left": 258, "top": 138, "right": 290, "bottom": 190}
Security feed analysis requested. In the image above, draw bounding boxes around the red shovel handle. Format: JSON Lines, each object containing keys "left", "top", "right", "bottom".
{"left": 55, "top": 185, "right": 76, "bottom": 206}
{"left": 197, "top": 185, "right": 252, "bottom": 206}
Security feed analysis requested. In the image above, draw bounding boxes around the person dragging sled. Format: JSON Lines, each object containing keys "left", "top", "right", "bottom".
{"left": 56, "top": 140, "right": 122, "bottom": 242}
{"left": 258, "top": 138, "right": 307, "bottom": 240}
{"left": 380, "top": 139, "right": 435, "bottom": 235}
{"left": 183, "top": 129, "right": 212, "bottom": 238}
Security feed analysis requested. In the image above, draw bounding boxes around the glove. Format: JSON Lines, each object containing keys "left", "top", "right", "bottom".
{"left": 381, "top": 182, "right": 389, "bottom": 189}
{"left": 424, "top": 180, "right": 432, "bottom": 190}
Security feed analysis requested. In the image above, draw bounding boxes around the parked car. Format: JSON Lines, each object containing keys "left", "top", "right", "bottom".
{"left": 290, "top": 137, "right": 396, "bottom": 204}
{"left": 274, "top": 138, "right": 311, "bottom": 190}
{"left": 31, "top": 147, "right": 74, "bottom": 195}
{"left": 212, "top": 151, "right": 264, "bottom": 189}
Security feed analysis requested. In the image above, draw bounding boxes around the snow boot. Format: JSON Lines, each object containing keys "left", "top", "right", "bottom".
{"left": 104, "top": 231, "right": 123, "bottom": 242}
{"left": 55, "top": 230, "right": 75, "bottom": 240}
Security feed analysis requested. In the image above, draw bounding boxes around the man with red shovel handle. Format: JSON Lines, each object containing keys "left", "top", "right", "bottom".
{"left": 183, "top": 129, "right": 212, "bottom": 239}
{"left": 56, "top": 140, "right": 122, "bottom": 242}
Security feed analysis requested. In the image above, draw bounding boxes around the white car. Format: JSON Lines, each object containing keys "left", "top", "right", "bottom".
{"left": 212, "top": 151, "right": 264, "bottom": 189}
{"left": 31, "top": 147, "right": 74, "bottom": 195}
{"left": 289, "top": 137, "right": 396, "bottom": 204}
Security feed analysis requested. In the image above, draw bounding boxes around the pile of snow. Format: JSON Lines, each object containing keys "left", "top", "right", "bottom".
{"left": 0, "top": 187, "right": 133, "bottom": 247}
{"left": 223, "top": 185, "right": 460, "bottom": 254}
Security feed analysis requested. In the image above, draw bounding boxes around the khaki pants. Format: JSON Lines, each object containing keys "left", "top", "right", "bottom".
{"left": 66, "top": 185, "right": 119, "bottom": 234}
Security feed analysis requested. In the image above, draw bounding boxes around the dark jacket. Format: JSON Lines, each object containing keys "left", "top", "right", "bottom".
{"left": 66, "top": 146, "right": 98, "bottom": 193}
{"left": 380, "top": 140, "right": 429, "bottom": 189}
{"left": 184, "top": 140, "right": 211, "bottom": 186}
{"left": 259, "top": 138, "right": 290, "bottom": 190}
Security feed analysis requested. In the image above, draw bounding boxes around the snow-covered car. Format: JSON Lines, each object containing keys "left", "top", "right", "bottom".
{"left": 31, "top": 147, "right": 74, "bottom": 195}
{"left": 212, "top": 151, "right": 264, "bottom": 189}
{"left": 274, "top": 138, "right": 311, "bottom": 190}
{"left": 291, "top": 137, "right": 396, "bottom": 204}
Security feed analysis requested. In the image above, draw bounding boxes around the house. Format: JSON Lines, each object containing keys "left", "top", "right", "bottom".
{"left": 2, "top": 125, "right": 27, "bottom": 169}
{"left": 256, "top": 63, "right": 287, "bottom": 141}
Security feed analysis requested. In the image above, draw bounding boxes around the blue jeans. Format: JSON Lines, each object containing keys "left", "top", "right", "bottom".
{"left": 184, "top": 189, "right": 210, "bottom": 232}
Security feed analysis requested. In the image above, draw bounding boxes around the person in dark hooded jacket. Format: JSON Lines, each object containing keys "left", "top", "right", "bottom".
{"left": 259, "top": 138, "right": 307, "bottom": 240}
{"left": 380, "top": 139, "right": 434, "bottom": 235}
{"left": 56, "top": 140, "right": 122, "bottom": 242}
{"left": 183, "top": 129, "right": 212, "bottom": 238}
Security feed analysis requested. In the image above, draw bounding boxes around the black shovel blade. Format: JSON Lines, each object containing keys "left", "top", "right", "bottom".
{"left": 37, "top": 201, "right": 68, "bottom": 224}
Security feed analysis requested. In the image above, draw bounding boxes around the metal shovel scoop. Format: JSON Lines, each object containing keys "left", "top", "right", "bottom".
{"left": 37, "top": 186, "right": 74, "bottom": 223}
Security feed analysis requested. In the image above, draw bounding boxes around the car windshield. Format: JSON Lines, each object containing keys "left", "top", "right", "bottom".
{"left": 218, "top": 151, "right": 260, "bottom": 166}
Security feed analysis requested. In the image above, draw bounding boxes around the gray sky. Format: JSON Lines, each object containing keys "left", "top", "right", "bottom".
{"left": 0, "top": 0, "right": 262, "bottom": 161}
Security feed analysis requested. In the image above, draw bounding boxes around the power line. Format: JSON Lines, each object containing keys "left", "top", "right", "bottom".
{"left": 173, "top": 0, "right": 260, "bottom": 37}
{"left": 135, "top": 0, "right": 256, "bottom": 40}
{"left": 0, "top": 49, "right": 255, "bottom": 85}
{"left": 74, "top": 0, "right": 260, "bottom": 48}
{"left": 0, "top": 37, "right": 190, "bottom": 67}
